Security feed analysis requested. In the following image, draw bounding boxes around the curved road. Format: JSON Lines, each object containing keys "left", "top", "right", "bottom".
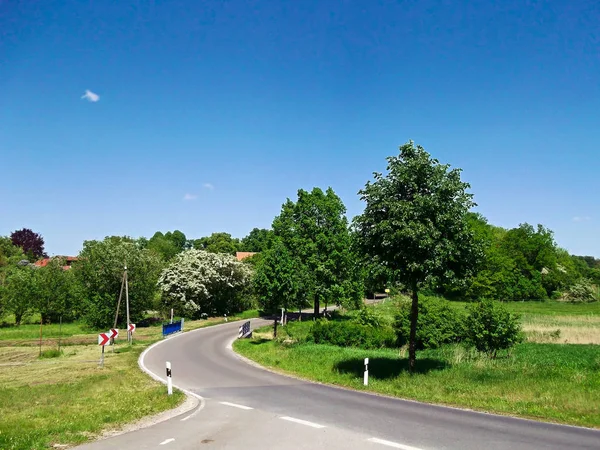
{"left": 78, "top": 319, "right": 600, "bottom": 450}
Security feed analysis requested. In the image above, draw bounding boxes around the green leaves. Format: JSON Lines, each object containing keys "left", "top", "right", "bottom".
{"left": 271, "top": 187, "right": 363, "bottom": 312}
{"left": 394, "top": 296, "right": 464, "bottom": 350}
{"left": 193, "top": 232, "right": 241, "bottom": 255}
{"left": 253, "top": 238, "right": 298, "bottom": 313}
{"left": 240, "top": 228, "right": 273, "bottom": 252}
{"left": 355, "top": 141, "right": 481, "bottom": 289}
{"left": 73, "top": 237, "right": 163, "bottom": 328}
{"left": 354, "top": 141, "right": 481, "bottom": 371}
{"left": 146, "top": 230, "right": 187, "bottom": 261}
{"left": 465, "top": 299, "right": 523, "bottom": 358}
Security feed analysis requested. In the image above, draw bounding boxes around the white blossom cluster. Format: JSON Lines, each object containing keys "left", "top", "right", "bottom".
{"left": 157, "top": 249, "right": 253, "bottom": 315}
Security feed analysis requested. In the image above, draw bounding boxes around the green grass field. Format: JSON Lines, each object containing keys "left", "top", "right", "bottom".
{"left": 0, "top": 311, "right": 259, "bottom": 450}
{"left": 234, "top": 299, "right": 600, "bottom": 428}
{"left": 0, "top": 344, "right": 184, "bottom": 450}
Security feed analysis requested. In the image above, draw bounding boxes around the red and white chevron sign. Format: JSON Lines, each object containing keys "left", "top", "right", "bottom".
{"left": 128, "top": 324, "right": 136, "bottom": 333}
{"left": 109, "top": 328, "right": 119, "bottom": 339}
{"left": 98, "top": 333, "right": 110, "bottom": 346}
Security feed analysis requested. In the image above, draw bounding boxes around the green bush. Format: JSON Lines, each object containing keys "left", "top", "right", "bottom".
{"left": 464, "top": 299, "right": 522, "bottom": 358}
{"left": 308, "top": 320, "right": 395, "bottom": 349}
{"left": 353, "top": 307, "right": 381, "bottom": 328}
{"left": 394, "top": 296, "right": 464, "bottom": 350}
{"left": 565, "top": 278, "right": 598, "bottom": 303}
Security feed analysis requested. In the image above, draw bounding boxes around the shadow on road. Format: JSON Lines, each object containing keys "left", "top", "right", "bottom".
{"left": 335, "top": 356, "right": 449, "bottom": 378}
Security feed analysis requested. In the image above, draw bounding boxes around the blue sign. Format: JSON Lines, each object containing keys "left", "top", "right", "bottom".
{"left": 162, "top": 319, "right": 184, "bottom": 337}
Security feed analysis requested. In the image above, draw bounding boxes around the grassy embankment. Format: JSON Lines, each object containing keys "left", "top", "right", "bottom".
{"left": 0, "top": 310, "right": 259, "bottom": 450}
{"left": 234, "top": 300, "right": 600, "bottom": 428}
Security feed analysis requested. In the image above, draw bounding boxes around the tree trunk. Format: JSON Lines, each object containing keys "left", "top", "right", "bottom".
{"left": 313, "top": 295, "right": 320, "bottom": 318}
{"left": 408, "top": 286, "right": 419, "bottom": 374}
{"left": 273, "top": 317, "right": 278, "bottom": 338}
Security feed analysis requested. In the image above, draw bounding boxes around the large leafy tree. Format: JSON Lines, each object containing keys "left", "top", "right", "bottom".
{"left": 354, "top": 142, "right": 481, "bottom": 372}
{"left": 442, "top": 215, "right": 580, "bottom": 301}
{"left": 158, "top": 249, "right": 253, "bottom": 318}
{"left": 500, "top": 223, "right": 557, "bottom": 299}
{"left": 253, "top": 239, "right": 298, "bottom": 336}
{"left": 34, "top": 258, "right": 79, "bottom": 323}
{"left": 193, "top": 232, "right": 240, "bottom": 255}
{"left": 72, "top": 236, "right": 163, "bottom": 328}
{"left": 241, "top": 228, "right": 273, "bottom": 252}
{"left": 0, "top": 237, "right": 26, "bottom": 268}
{"left": 0, "top": 265, "right": 36, "bottom": 324}
{"left": 10, "top": 228, "right": 47, "bottom": 261}
{"left": 273, "top": 187, "right": 363, "bottom": 316}
{"left": 147, "top": 230, "right": 187, "bottom": 261}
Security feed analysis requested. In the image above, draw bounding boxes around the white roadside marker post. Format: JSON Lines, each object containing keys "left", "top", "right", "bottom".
{"left": 166, "top": 361, "right": 173, "bottom": 395}
{"left": 224, "top": 314, "right": 228, "bottom": 322}
{"left": 364, "top": 357, "right": 369, "bottom": 386}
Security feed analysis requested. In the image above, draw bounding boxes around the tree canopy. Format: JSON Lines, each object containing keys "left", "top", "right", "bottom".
{"left": 0, "top": 237, "right": 25, "bottom": 268}
{"left": 147, "top": 230, "right": 187, "bottom": 261}
{"left": 354, "top": 141, "right": 481, "bottom": 372}
{"left": 10, "top": 228, "right": 47, "bottom": 261}
{"left": 273, "top": 187, "right": 363, "bottom": 315}
{"left": 158, "top": 249, "right": 253, "bottom": 318}
{"left": 193, "top": 232, "right": 240, "bottom": 255}
{"left": 253, "top": 238, "right": 300, "bottom": 314}
{"left": 240, "top": 228, "right": 273, "bottom": 252}
{"left": 72, "top": 236, "right": 163, "bottom": 328}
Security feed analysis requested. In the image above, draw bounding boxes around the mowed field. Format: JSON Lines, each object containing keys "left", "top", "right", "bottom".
{"left": 235, "top": 299, "right": 600, "bottom": 428}
{"left": 0, "top": 313, "right": 257, "bottom": 450}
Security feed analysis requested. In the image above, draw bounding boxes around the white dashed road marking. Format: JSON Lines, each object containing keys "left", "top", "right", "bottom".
{"left": 367, "top": 437, "right": 422, "bottom": 449}
{"left": 219, "top": 401, "right": 254, "bottom": 410}
{"left": 280, "top": 416, "right": 326, "bottom": 429}
{"left": 159, "top": 438, "right": 175, "bottom": 445}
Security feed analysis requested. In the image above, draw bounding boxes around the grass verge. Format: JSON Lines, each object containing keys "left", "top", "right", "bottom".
{"left": 234, "top": 330, "right": 600, "bottom": 428}
{"left": 0, "top": 314, "right": 250, "bottom": 450}
{"left": 0, "top": 343, "right": 184, "bottom": 450}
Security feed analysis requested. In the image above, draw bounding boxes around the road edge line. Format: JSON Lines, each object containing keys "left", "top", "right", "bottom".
{"left": 229, "top": 320, "right": 600, "bottom": 433}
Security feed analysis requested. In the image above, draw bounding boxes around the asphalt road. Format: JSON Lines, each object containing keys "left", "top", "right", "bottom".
{"left": 78, "top": 319, "right": 600, "bottom": 450}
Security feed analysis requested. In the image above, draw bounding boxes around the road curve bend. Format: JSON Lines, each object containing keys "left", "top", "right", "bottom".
{"left": 79, "top": 319, "right": 600, "bottom": 450}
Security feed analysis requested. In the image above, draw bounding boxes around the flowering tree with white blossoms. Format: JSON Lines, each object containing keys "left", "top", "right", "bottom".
{"left": 158, "top": 249, "right": 253, "bottom": 318}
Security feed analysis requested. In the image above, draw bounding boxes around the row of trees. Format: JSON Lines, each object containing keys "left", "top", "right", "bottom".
{"left": 0, "top": 229, "right": 271, "bottom": 328}
{"left": 254, "top": 188, "right": 363, "bottom": 318}
{"left": 439, "top": 217, "right": 600, "bottom": 302}
{"left": 140, "top": 228, "right": 273, "bottom": 261}
{"left": 1, "top": 141, "right": 597, "bottom": 371}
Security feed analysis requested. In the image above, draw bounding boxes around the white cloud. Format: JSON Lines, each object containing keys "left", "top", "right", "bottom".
{"left": 572, "top": 216, "right": 591, "bottom": 222}
{"left": 81, "top": 89, "right": 100, "bottom": 102}
{"left": 203, "top": 183, "right": 214, "bottom": 190}
{"left": 183, "top": 193, "right": 197, "bottom": 201}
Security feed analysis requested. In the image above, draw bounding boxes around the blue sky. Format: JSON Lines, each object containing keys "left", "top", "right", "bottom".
{"left": 1, "top": 0, "right": 598, "bottom": 257}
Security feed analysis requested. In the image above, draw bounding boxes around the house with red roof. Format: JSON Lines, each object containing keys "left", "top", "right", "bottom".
{"left": 34, "top": 256, "right": 78, "bottom": 270}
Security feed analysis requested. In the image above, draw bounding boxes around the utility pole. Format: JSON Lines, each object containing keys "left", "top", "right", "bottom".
{"left": 112, "top": 269, "right": 126, "bottom": 346}
{"left": 125, "top": 265, "right": 131, "bottom": 344}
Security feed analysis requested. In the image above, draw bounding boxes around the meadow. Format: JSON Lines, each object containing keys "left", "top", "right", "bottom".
{"left": 234, "top": 299, "right": 600, "bottom": 428}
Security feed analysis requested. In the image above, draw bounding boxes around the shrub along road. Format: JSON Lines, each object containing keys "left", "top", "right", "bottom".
{"left": 76, "top": 318, "right": 600, "bottom": 450}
